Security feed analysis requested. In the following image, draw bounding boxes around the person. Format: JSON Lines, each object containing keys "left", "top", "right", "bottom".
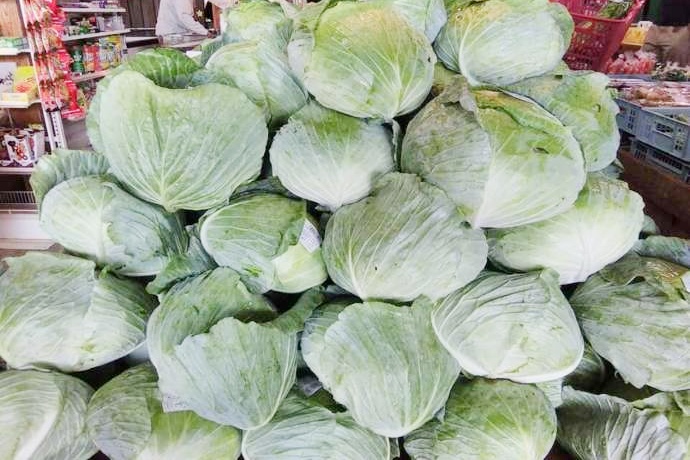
{"left": 642, "top": 0, "right": 690, "bottom": 64}
{"left": 155, "top": 0, "right": 211, "bottom": 38}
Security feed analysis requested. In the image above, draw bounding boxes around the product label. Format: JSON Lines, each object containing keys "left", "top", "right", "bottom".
{"left": 299, "top": 220, "right": 321, "bottom": 253}
{"left": 162, "top": 393, "right": 191, "bottom": 413}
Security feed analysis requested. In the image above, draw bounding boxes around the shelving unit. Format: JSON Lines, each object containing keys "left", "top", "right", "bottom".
{"left": 0, "top": 99, "right": 40, "bottom": 109}
{"left": 62, "top": 28, "right": 130, "bottom": 42}
{"left": 71, "top": 69, "right": 109, "bottom": 82}
{"left": 0, "top": 47, "right": 29, "bottom": 55}
{"left": 0, "top": 166, "right": 34, "bottom": 175}
{"left": 62, "top": 6, "right": 125, "bottom": 13}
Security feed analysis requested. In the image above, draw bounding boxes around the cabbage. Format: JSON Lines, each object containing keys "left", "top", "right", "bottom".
{"left": 293, "top": 1, "right": 435, "bottom": 119}
{"left": 488, "top": 174, "right": 644, "bottom": 284}
{"left": 633, "top": 235, "right": 690, "bottom": 268}
{"left": 557, "top": 387, "right": 687, "bottom": 460}
{"left": 401, "top": 82, "right": 585, "bottom": 228}
{"left": 147, "top": 270, "right": 324, "bottom": 429}
{"left": 405, "top": 379, "right": 557, "bottom": 460}
{"left": 570, "top": 254, "right": 690, "bottom": 391}
{"left": 39, "top": 176, "right": 187, "bottom": 277}
{"left": 323, "top": 173, "right": 487, "bottom": 302}
{"left": 435, "top": 0, "right": 573, "bottom": 86}
{"left": 242, "top": 391, "right": 390, "bottom": 460}
{"left": 87, "top": 363, "right": 241, "bottom": 460}
{"left": 366, "top": 0, "right": 447, "bottom": 41}
{"left": 205, "top": 41, "right": 307, "bottom": 127}
{"left": 301, "top": 298, "right": 461, "bottom": 437}
{"left": 432, "top": 269, "right": 584, "bottom": 383}
{"left": 563, "top": 342, "right": 608, "bottom": 393}
{"left": 223, "top": 0, "right": 292, "bottom": 49}
{"left": 505, "top": 68, "right": 620, "bottom": 171}
{"left": 93, "top": 69, "right": 267, "bottom": 212}
{"left": 269, "top": 101, "right": 395, "bottom": 211}
{"left": 0, "top": 370, "right": 96, "bottom": 460}
{"left": 199, "top": 193, "right": 327, "bottom": 293}
{"left": 0, "top": 252, "right": 155, "bottom": 372}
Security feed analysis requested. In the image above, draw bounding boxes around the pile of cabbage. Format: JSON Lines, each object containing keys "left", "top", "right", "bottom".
{"left": 1, "top": 0, "right": 690, "bottom": 459}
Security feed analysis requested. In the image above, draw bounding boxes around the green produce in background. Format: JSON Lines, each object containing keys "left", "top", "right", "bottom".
{"left": 0, "top": 370, "right": 96, "bottom": 460}
{"left": 200, "top": 193, "right": 328, "bottom": 294}
{"left": 242, "top": 391, "right": 390, "bottom": 460}
{"left": 364, "top": 0, "right": 447, "bottom": 41}
{"left": 435, "top": 0, "right": 573, "bottom": 86}
{"left": 87, "top": 363, "right": 241, "bottom": 460}
{"left": 488, "top": 174, "right": 645, "bottom": 284}
{"left": 401, "top": 82, "right": 586, "bottom": 228}
{"left": 301, "top": 298, "right": 461, "bottom": 437}
{"left": 405, "top": 378, "right": 557, "bottom": 460}
{"left": 147, "top": 270, "right": 323, "bottom": 429}
{"left": 269, "top": 101, "right": 395, "bottom": 212}
{"left": 0, "top": 252, "right": 155, "bottom": 372}
{"left": 223, "top": 0, "right": 292, "bottom": 49}
{"left": 432, "top": 269, "right": 584, "bottom": 383}
{"left": 570, "top": 252, "right": 690, "bottom": 391}
{"left": 323, "top": 173, "right": 487, "bottom": 302}
{"left": 557, "top": 387, "right": 687, "bottom": 460}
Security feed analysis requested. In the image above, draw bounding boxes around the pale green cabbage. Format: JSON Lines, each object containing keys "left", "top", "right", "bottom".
{"left": 366, "top": 0, "right": 447, "bottom": 41}
{"left": 199, "top": 193, "right": 327, "bottom": 293}
{"left": 563, "top": 342, "right": 608, "bottom": 393}
{"left": 223, "top": 0, "right": 292, "bottom": 49}
{"left": 269, "top": 101, "right": 395, "bottom": 212}
{"left": 147, "top": 270, "right": 323, "bottom": 429}
{"left": 87, "top": 363, "right": 241, "bottom": 460}
{"left": 323, "top": 173, "right": 487, "bottom": 302}
{"left": 94, "top": 70, "right": 267, "bottom": 212}
{"left": 205, "top": 41, "right": 307, "bottom": 127}
{"left": 432, "top": 269, "right": 584, "bottom": 383}
{"left": 0, "top": 370, "right": 96, "bottom": 460}
{"left": 570, "top": 254, "right": 690, "bottom": 391}
{"left": 435, "top": 0, "right": 573, "bottom": 86}
{"left": 505, "top": 68, "right": 620, "bottom": 171}
{"left": 40, "top": 176, "right": 187, "bottom": 277}
{"left": 242, "top": 391, "right": 390, "bottom": 460}
{"left": 401, "top": 83, "right": 585, "bottom": 228}
{"left": 557, "top": 387, "right": 687, "bottom": 460}
{"left": 0, "top": 252, "right": 155, "bottom": 372}
{"left": 301, "top": 298, "right": 461, "bottom": 437}
{"left": 405, "top": 379, "right": 557, "bottom": 460}
{"left": 488, "top": 174, "right": 644, "bottom": 284}
{"left": 294, "top": 1, "right": 435, "bottom": 119}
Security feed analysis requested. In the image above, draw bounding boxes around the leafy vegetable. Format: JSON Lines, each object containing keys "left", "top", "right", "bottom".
{"left": 223, "top": 0, "right": 292, "bottom": 49}
{"left": 405, "top": 378, "right": 557, "bottom": 460}
{"left": 147, "top": 269, "right": 323, "bottom": 429}
{"left": 488, "top": 174, "right": 644, "bottom": 284}
{"left": 301, "top": 298, "right": 461, "bottom": 437}
{"left": 0, "top": 252, "right": 155, "bottom": 372}
{"left": 269, "top": 101, "right": 395, "bottom": 212}
{"left": 0, "top": 370, "right": 96, "bottom": 460}
{"left": 435, "top": 0, "right": 573, "bottom": 86}
{"left": 570, "top": 254, "right": 690, "bottom": 391}
{"left": 401, "top": 82, "right": 586, "bottom": 228}
{"left": 199, "top": 193, "right": 327, "bottom": 293}
{"left": 432, "top": 269, "right": 584, "bottom": 383}
{"left": 87, "top": 363, "right": 241, "bottom": 460}
{"left": 323, "top": 173, "right": 487, "bottom": 302}
{"left": 366, "top": 0, "right": 447, "bottom": 41}
{"left": 563, "top": 342, "right": 608, "bottom": 393}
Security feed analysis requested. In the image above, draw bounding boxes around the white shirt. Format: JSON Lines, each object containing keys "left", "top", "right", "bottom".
{"left": 156, "top": 0, "right": 208, "bottom": 37}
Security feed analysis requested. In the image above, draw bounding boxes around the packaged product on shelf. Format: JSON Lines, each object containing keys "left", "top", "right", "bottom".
{"left": 1, "top": 66, "right": 37, "bottom": 103}
{"left": 2, "top": 126, "right": 45, "bottom": 167}
{"left": 70, "top": 45, "right": 84, "bottom": 74}
{"left": 0, "top": 37, "right": 28, "bottom": 52}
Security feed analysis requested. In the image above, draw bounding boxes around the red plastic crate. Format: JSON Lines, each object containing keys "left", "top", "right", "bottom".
{"left": 551, "top": 0, "right": 647, "bottom": 71}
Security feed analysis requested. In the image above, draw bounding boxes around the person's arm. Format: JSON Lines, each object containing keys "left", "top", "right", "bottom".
{"left": 174, "top": 0, "right": 209, "bottom": 35}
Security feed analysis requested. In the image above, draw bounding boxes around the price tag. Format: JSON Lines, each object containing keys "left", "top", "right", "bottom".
{"left": 299, "top": 220, "right": 321, "bottom": 253}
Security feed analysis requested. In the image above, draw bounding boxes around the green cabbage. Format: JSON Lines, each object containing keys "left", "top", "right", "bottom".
{"left": 0, "top": 252, "right": 155, "bottom": 372}
{"left": 366, "top": 0, "right": 447, "bottom": 41}
{"left": 432, "top": 269, "right": 583, "bottom": 383}
{"left": 0, "top": 370, "right": 96, "bottom": 460}
{"left": 223, "top": 0, "right": 292, "bottom": 49}
{"left": 301, "top": 298, "right": 461, "bottom": 437}
{"left": 323, "top": 173, "right": 487, "bottom": 302}
{"left": 87, "top": 363, "right": 241, "bottom": 460}
{"left": 488, "top": 174, "right": 644, "bottom": 284}
{"left": 405, "top": 379, "right": 557, "bottom": 460}
{"left": 435, "top": 0, "right": 573, "bottom": 86}
{"left": 199, "top": 193, "right": 327, "bottom": 293}
{"left": 269, "top": 101, "right": 395, "bottom": 212}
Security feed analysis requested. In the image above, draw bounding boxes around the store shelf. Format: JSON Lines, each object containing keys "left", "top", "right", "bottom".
{"left": 62, "top": 7, "right": 126, "bottom": 13}
{"left": 72, "top": 69, "right": 109, "bottom": 82}
{"left": 0, "top": 167, "right": 34, "bottom": 175}
{"left": 0, "top": 99, "right": 40, "bottom": 109}
{"left": 0, "top": 48, "right": 30, "bottom": 56}
{"left": 62, "top": 29, "right": 130, "bottom": 42}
